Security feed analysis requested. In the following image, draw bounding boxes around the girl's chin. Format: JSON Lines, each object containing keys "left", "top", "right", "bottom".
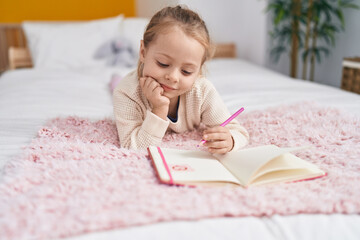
{"left": 163, "top": 90, "right": 188, "bottom": 99}
{"left": 163, "top": 92, "right": 176, "bottom": 98}
{"left": 163, "top": 93, "right": 174, "bottom": 99}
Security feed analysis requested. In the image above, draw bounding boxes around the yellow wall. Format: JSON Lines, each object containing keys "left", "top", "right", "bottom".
{"left": 0, "top": 0, "right": 135, "bottom": 23}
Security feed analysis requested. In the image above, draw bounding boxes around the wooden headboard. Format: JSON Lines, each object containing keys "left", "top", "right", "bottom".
{"left": 0, "top": 24, "right": 27, "bottom": 71}
{"left": 1, "top": 24, "right": 237, "bottom": 71}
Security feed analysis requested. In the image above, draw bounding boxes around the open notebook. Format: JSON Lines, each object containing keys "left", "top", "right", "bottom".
{"left": 148, "top": 145, "right": 326, "bottom": 187}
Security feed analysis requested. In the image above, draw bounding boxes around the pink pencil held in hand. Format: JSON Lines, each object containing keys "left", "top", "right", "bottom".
{"left": 197, "top": 107, "right": 245, "bottom": 147}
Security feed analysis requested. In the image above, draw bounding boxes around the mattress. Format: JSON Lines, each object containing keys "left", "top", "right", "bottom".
{"left": 0, "top": 59, "right": 359, "bottom": 240}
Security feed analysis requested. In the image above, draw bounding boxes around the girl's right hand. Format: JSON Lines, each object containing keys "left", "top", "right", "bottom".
{"left": 139, "top": 76, "right": 170, "bottom": 118}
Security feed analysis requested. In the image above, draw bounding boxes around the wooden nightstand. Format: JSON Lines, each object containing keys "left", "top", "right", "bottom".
{"left": 341, "top": 57, "right": 360, "bottom": 94}
{"left": 8, "top": 47, "right": 33, "bottom": 69}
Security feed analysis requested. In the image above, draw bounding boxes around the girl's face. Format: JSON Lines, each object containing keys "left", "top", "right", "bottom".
{"left": 140, "top": 26, "right": 205, "bottom": 102}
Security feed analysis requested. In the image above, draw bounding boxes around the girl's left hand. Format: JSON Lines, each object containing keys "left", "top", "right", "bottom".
{"left": 202, "top": 126, "right": 234, "bottom": 154}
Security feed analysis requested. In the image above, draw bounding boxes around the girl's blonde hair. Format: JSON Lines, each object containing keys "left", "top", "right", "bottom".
{"left": 137, "top": 5, "right": 214, "bottom": 77}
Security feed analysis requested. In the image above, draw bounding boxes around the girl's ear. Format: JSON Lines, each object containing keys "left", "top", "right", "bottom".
{"left": 139, "top": 40, "right": 146, "bottom": 62}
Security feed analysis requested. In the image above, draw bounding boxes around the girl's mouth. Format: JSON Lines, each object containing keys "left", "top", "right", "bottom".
{"left": 160, "top": 84, "right": 175, "bottom": 91}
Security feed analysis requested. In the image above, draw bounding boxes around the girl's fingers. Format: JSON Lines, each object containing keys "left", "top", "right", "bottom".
{"left": 142, "top": 77, "right": 161, "bottom": 93}
{"left": 153, "top": 86, "right": 164, "bottom": 96}
{"left": 144, "top": 77, "right": 154, "bottom": 89}
{"left": 147, "top": 80, "right": 156, "bottom": 91}
{"left": 140, "top": 77, "right": 152, "bottom": 90}
{"left": 208, "top": 147, "right": 228, "bottom": 154}
{"left": 204, "top": 140, "right": 227, "bottom": 149}
{"left": 203, "top": 126, "right": 228, "bottom": 135}
{"left": 203, "top": 127, "right": 233, "bottom": 154}
{"left": 203, "top": 132, "right": 228, "bottom": 142}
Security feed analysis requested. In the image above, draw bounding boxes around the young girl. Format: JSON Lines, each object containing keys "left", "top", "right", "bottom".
{"left": 113, "top": 5, "right": 249, "bottom": 154}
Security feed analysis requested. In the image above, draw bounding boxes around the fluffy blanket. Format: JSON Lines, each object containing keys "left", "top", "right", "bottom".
{"left": 1, "top": 102, "right": 360, "bottom": 240}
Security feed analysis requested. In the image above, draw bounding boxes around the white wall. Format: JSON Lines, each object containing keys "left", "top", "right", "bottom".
{"left": 135, "top": 0, "right": 268, "bottom": 66}
{"left": 179, "top": 0, "right": 267, "bottom": 66}
{"left": 314, "top": 9, "right": 360, "bottom": 87}
{"left": 135, "top": 0, "right": 179, "bottom": 18}
{"left": 136, "top": 0, "right": 360, "bottom": 87}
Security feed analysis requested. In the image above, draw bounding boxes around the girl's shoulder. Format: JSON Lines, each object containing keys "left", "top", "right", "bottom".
{"left": 113, "top": 69, "right": 139, "bottom": 94}
{"left": 190, "top": 76, "right": 217, "bottom": 95}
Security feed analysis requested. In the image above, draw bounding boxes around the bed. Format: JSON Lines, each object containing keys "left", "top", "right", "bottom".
{"left": 1, "top": 16, "right": 360, "bottom": 240}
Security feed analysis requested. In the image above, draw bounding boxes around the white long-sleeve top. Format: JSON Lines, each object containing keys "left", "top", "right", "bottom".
{"left": 113, "top": 70, "right": 249, "bottom": 151}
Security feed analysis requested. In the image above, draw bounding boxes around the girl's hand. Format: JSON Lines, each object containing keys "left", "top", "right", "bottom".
{"left": 139, "top": 76, "right": 170, "bottom": 119}
{"left": 202, "top": 126, "right": 234, "bottom": 154}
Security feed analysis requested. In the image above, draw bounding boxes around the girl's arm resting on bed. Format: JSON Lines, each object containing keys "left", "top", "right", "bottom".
{"left": 113, "top": 93, "right": 169, "bottom": 149}
{"left": 122, "top": 110, "right": 169, "bottom": 149}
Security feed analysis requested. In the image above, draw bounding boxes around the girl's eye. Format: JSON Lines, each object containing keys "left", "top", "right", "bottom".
{"left": 182, "top": 70, "right": 192, "bottom": 75}
{"left": 157, "top": 61, "right": 169, "bottom": 67}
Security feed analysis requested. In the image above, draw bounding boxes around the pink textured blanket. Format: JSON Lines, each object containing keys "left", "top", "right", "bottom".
{"left": 1, "top": 103, "right": 360, "bottom": 239}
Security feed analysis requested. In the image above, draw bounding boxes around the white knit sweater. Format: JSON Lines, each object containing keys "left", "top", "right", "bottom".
{"left": 113, "top": 70, "right": 249, "bottom": 151}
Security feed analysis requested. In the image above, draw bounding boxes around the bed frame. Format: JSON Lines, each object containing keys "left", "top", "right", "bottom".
{"left": 1, "top": 23, "right": 237, "bottom": 70}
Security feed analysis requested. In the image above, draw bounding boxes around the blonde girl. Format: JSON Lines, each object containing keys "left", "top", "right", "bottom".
{"left": 113, "top": 5, "right": 249, "bottom": 153}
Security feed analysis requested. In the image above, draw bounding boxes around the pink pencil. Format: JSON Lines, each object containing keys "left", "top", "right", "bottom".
{"left": 197, "top": 107, "right": 244, "bottom": 147}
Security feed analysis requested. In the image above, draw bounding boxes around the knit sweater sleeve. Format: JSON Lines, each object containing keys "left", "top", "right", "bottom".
{"left": 112, "top": 73, "right": 170, "bottom": 149}
{"left": 199, "top": 79, "right": 249, "bottom": 151}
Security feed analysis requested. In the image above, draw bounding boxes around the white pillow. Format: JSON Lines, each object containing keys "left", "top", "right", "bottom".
{"left": 23, "top": 15, "right": 124, "bottom": 69}
{"left": 119, "top": 17, "right": 149, "bottom": 56}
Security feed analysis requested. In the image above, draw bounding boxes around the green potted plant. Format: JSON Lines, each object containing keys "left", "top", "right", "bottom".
{"left": 267, "top": 0, "right": 359, "bottom": 81}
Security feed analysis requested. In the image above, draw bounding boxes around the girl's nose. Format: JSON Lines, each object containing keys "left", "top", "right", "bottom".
{"left": 166, "top": 69, "right": 179, "bottom": 83}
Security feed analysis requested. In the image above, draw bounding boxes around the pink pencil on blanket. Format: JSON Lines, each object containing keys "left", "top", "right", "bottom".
{"left": 197, "top": 107, "right": 245, "bottom": 147}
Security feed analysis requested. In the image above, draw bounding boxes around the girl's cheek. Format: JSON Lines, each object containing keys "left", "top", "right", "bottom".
{"left": 144, "top": 64, "right": 157, "bottom": 76}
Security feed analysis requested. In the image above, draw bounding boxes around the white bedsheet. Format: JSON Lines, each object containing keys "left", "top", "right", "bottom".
{"left": 206, "top": 59, "right": 360, "bottom": 115}
{"left": 0, "top": 59, "right": 359, "bottom": 240}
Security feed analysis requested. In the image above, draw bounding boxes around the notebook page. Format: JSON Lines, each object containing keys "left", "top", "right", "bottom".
{"left": 150, "top": 147, "right": 240, "bottom": 184}
{"left": 250, "top": 153, "right": 324, "bottom": 183}
{"left": 250, "top": 169, "right": 325, "bottom": 186}
{"left": 215, "top": 145, "right": 297, "bottom": 186}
